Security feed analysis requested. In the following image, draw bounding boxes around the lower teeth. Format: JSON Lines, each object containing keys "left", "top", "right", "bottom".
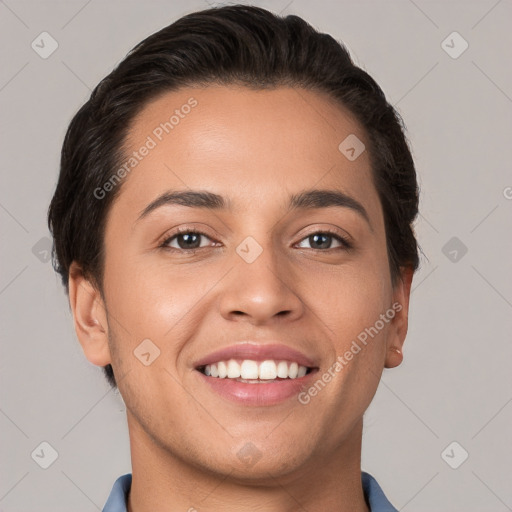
{"left": 237, "top": 378, "right": 283, "bottom": 383}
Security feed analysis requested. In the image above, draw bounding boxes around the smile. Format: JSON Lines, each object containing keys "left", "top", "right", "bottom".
{"left": 198, "top": 359, "right": 312, "bottom": 381}
{"left": 193, "top": 342, "right": 319, "bottom": 405}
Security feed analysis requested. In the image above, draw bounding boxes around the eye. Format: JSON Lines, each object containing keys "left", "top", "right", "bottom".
{"left": 296, "top": 230, "right": 352, "bottom": 251}
{"left": 160, "top": 228, "right": 217, "bottom": 252}
{"left": 159, "top": 227, "right": 352, "bottom": 254}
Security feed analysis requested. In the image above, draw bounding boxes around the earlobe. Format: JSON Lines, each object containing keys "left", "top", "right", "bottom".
{"left": 385, "top": 346, "right": 403, "bottom": 369}
{"left": 68, "top": 262, "right": 112, "bottom": 367}
{"left": 384, "top": 266, "right": 414, "bottom": 369}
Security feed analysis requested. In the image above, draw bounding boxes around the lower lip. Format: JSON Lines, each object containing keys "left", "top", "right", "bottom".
{"left": 195, "top": 370, "right": 317, "bottom": 406}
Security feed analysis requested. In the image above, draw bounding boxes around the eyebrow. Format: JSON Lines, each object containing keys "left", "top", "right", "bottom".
{"left": 136, "top": 188, "right": 371, "bottom": 228}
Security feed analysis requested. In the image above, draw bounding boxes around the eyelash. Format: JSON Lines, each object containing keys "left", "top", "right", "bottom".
{"left": 159, "top": 226, "right": 353, "bottom": 254}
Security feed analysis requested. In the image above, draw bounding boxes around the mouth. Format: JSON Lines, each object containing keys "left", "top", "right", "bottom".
{"left": 192, "top": 342, "right": 319, "bottom": 405}
{"left": 194, "top": 358, "right": 319, "bottom": 406}
{"left": 196, "top": 359, "right": 316, "bottom": 383}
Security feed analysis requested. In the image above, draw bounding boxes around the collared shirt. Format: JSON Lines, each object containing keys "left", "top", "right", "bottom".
{"left": 102, "top": 471, "right": 398, "bottom": 511}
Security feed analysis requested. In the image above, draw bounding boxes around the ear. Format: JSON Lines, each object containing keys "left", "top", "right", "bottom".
{"left": 68, "top": 261, "right": 112, "bottom": 366}
{"left": 384, "top": 266, "right": 414, "bottom": 369}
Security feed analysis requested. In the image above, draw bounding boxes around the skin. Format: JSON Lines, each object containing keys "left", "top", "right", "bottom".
{"left": 68, "top": 85, "right": 413, "bottom": 512}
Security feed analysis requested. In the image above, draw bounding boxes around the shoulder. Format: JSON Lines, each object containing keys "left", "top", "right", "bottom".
{"left": 361, "top": 471, "right": 399, "bottom": 512}
{"left": 102, "top": 473, "right": 132, "bottom": 512}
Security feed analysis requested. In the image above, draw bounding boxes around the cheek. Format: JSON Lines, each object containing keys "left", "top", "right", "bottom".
{"left": 104, "top": 252, "right": 210, "bottom": 339}
{"left": 309, "top": 257, "right": 391, "bottom": 344}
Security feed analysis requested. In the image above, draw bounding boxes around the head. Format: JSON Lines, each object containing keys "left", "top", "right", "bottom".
{"left": 48, "top": 4, "right": 419, "bottom": 479}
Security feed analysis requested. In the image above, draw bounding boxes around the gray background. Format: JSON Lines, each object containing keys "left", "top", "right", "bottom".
{"left": 1, "top": 0, "right": 511, "bottom": 510}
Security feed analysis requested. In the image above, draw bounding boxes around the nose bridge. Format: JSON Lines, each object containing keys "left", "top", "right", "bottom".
{"left": 237, "top": 232, "right": 283, "bottom": 284}
{"left": 219, "top": 230, "right": 303, "bottom": 322}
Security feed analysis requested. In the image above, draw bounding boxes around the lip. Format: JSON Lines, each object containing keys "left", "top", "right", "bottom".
{"left": 193, "top": 342, "right": 319, "bottom": 369}
{"left": 195, "top": 368, "right": 319, "bottom": 406}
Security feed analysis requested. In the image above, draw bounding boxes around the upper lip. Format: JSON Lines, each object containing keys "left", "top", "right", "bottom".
{"left": 193, "top": 343, "right": 319, "bottom": 369}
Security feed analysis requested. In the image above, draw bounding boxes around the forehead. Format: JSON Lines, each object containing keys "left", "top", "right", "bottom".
{"left": 114, "top": 85, "right": 381, "bottom": 221}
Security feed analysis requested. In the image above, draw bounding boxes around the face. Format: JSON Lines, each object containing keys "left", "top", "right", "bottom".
{"left": 70, "top": 85, "right": 411, "bottom": 482}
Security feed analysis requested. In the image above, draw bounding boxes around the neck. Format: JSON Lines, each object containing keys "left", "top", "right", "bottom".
{"left": 126, "top": 414, "right": 369, "bottom": 512}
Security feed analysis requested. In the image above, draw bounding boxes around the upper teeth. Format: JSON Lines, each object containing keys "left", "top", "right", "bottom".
{"left": 203, "top": 360, "right": 308, "bottom": 380}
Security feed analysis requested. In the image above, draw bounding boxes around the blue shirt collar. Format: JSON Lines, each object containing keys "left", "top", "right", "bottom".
{"left": 102, "top": 471, "right": 397, "bottom": 511}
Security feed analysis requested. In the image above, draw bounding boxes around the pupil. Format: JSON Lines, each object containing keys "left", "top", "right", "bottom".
{"left": 179, "top": 233, "right": 200, "bottom": 249}
{"left": 312, "top": 234, "right": 330, "bottom": 249}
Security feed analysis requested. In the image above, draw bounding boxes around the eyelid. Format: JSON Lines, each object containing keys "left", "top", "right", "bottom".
{"left": 158, "top": 225, "right": 218, "bottom": 249}
{"left": 297, "top": 223, "right": 353, "bottom": 244}
{"left": 295, "top": 227, "right": 353, "bottom": 250}
{"left": 159, "top": 224, "right": 353, "bottom": 252}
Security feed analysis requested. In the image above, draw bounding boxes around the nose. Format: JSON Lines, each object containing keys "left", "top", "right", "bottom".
{"left": 218, "top": 238, "right": 305, "bottom": 325}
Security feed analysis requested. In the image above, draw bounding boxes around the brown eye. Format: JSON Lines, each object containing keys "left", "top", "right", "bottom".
{"left": 297, "top": 231, "right": 352, "bottom": 250}
{"left": 161, "top": 230, "right": 215, "bottom": 252}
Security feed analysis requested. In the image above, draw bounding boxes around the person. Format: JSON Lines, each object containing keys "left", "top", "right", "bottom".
{"left": 47, "top": 4, "right": 420, "bottom": 511}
